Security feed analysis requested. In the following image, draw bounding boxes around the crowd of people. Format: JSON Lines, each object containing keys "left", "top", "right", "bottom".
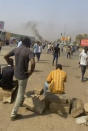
{"left": 0, "top": 36, "right": 87, "bottom": 121}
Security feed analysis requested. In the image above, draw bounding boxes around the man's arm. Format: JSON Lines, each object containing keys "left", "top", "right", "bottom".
{"left": 28, "top": 58, "right": 35, "bottom": 76}
{"left": 86, "top": 55, "right": 88, "bottom": 65}
{"left": 79, "top": 53, "right": 82, "bottom": 65}
{"left": 46, "top": 72, "right": 52, "bottom": 83}
{"left": 4, "top": 49, "right": 15, "bottom": 65}
{"left": 64, "top": 72, "right": 67, "bottom": 82}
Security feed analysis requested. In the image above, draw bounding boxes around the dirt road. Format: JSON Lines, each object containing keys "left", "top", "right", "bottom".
{"left": 0, "top": 46, "right": 88, "bottom": 131}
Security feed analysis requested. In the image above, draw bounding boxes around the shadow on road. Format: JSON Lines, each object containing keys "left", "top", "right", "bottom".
{"left": 62, "top": 65, "right": 71, "bottom": 68}
{"left": 39, "top": 61, "right": 49, "bottom": 64}
{"left": 34, "top": 70, "right": 43, "bottom": 72}
{"left": 39, "top": 60, "right": 48, "bottom": 62}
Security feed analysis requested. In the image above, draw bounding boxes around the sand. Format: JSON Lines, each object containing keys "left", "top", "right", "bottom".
{"left": 0, "top": 46, "right": 88, "bottom": 131}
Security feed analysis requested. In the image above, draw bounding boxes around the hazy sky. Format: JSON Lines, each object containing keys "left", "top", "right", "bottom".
{"left": 0, "top": 0, "right": 88, "bottom": 40}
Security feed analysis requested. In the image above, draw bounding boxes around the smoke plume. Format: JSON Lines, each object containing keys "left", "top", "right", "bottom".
{"left": 25, "top": 21, "right": 43, "bottom": 41}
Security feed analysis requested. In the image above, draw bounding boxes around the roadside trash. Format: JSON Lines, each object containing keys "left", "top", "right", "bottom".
{"left": 75, "top": 116, "right": 88, "bottom": 125}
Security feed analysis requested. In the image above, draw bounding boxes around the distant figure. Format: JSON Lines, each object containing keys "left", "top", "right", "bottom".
{"left": 79, "top": 47, "right": 88, "bottom": 81}
{"left": 71, "top": 46, "right": 75, "bottom": 56}
{"left": 42, "top": 42, "right": 46, "bottom": 49}
{"left": 0, "top": 39, "right": 2, "bottom": 52}
{"left": 66, "top": 46, "right": 71, "bottom": 58}
{"left": 60, "top": 44, "right": 64, "bottom": 52}
{"left": 52, "top": 44, "right": 60, "bottom": 66}
{"left": 17, "top": 38, "right": 23, "bottom": 47}
{"left": 37, "top": 42, "right": 42, "bottom": 61}
{"left": 41, "top": 64, "right": 67, "bottom": 96}
{"left": 33, "top": 42, "right": 42, "bottom": 61}
{"left": 33, "top": 42, "right": 39, "bottom": 56}
{"left": 47, "top": 43, "right": 51, "bottom": 53}
{"left": 6, "top": 40, "right": 9, "bottom": 46}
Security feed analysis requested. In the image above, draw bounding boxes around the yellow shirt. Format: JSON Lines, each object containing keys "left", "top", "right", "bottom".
{"left": 47, "top": 69, "right": 67, "bottom": 94}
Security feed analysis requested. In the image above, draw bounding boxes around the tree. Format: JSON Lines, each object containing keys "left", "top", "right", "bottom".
{"left": 75, "top": 34, "right": 88, "bottom": 45}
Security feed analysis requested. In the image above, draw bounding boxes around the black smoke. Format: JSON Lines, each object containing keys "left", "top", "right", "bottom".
{"left": 25, "top": 21, "right": 43, "bottom": 41}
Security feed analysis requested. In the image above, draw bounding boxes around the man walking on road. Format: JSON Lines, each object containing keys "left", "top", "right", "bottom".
{"left": 52, "top": 44, "right": 60, "bottom": 66}
{"left": 4, "top": 37, "right": 35, "bottom": 120}
{"left": 79, "top": 47, "right": 88, "bottom": 82}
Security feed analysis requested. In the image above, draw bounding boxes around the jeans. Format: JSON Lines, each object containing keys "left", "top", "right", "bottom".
{"left": 11, "top": 79, "right": 27, "bottom": 117}
{"left": 43, "top": 82, "right": 49, "bottom": 96}
{"left": 67, "top": 52, "right": 71, "bottom": 58}
{"left": 80, "top": 65, "right": 86, "bottom": 80}
{"left": 52, "top": 54, "right": 58, "bottom": 66}
{"left": 37, "top": 53, "right": 41, "bottom": 61}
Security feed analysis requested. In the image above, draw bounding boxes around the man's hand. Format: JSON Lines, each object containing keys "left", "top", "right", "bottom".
{"left": 4, "top": 55, "right": 11, "bottom": 65}
{"left": 26, "top": 71, "right": 33, "bottom": 77}
{"left": 4, "top": 49, "right": 15, "bottom": 64}
{"left": 27, "top": 58, "right": 35, "bottom": 77}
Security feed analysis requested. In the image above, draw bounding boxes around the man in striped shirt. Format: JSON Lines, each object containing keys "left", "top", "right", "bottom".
{"left": 43, "top": 64, "right": 67, "bottom": 95}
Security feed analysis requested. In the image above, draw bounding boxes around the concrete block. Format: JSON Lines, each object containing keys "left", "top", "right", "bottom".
{"left": 84, "top": 103, "right": 88, "bottom": 113}
{"left": 71, "top": 98, "right": 84, "bottom": 118}
{"left": 0, "top": 88, "right": 11, "bottom": 101}
{"left": 24, "top": 95, "right": 46, "bottom": 114}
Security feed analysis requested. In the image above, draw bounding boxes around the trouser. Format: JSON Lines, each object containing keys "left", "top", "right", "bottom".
{"left": 34, "top": 53, "right": 36, "bottom": 57}
{"left": 53, "top": 54, "right": 58, "bottom": 66}
{"left": 0, "top": 47, "right": 2, "bottom": 51}
{"left": 43, "top": 82, "right": 66, "bottom": 97}
{"left": 43, "top": 82, "right": 49, "bottom": 96}
{"left": 11, "top": 79, "right": 27, "bottom": 117}
{"left": 80, "top": 65, "right": 86, "bottom": 80}
{"left": 35, "top": 53, "right": 41, "bottom": 61}
{"left": 0, "top": 81, "right": 14, "bottom": 90}
{"left": 67, "top": 52, "right": 71, "bottom": 58}
{"left": 47, "top": 49, "right": 50, "bottom": 53}
{"left": 37, "top": 53, "right": 41, "bottom": 61}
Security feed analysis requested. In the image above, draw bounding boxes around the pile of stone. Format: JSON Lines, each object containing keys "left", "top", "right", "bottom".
{"left": 23, "top": 89, "right": 45, "bottom": 114}
{"left": 0, "top": 86, "right": 18, "bottom": 103}
{"left": 70, "top": 98, "right": 84, "bottom": 118}
{"left": 1, "top": 87, "right": 88, "bottom": 125}
{"left": 24, "top": 89, "right": 88, "bottom": 125}
{"left": 0, "top": 88, "right": 12, "bottom": 103}
{"left": 24, "top": 95, "right": 45, "bottom": 114}
{"left": 23, "top": 90, "right": 71, "bottom": 116}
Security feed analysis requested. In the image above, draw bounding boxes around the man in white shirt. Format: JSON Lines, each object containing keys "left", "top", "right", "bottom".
{"left": 33, "top": 42, "right": 39, "bottom": 56}
{"left": 37, "top": 42, "right": 42, "bottom": 61}
{"left": 17, "top": 38, "right": 23, "bottom": 47}
{"left": 47, "top": 43, "right": 51, "bottom": 53}
{"left": 79, "top": 47, "right": 88, "bottom": 81}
